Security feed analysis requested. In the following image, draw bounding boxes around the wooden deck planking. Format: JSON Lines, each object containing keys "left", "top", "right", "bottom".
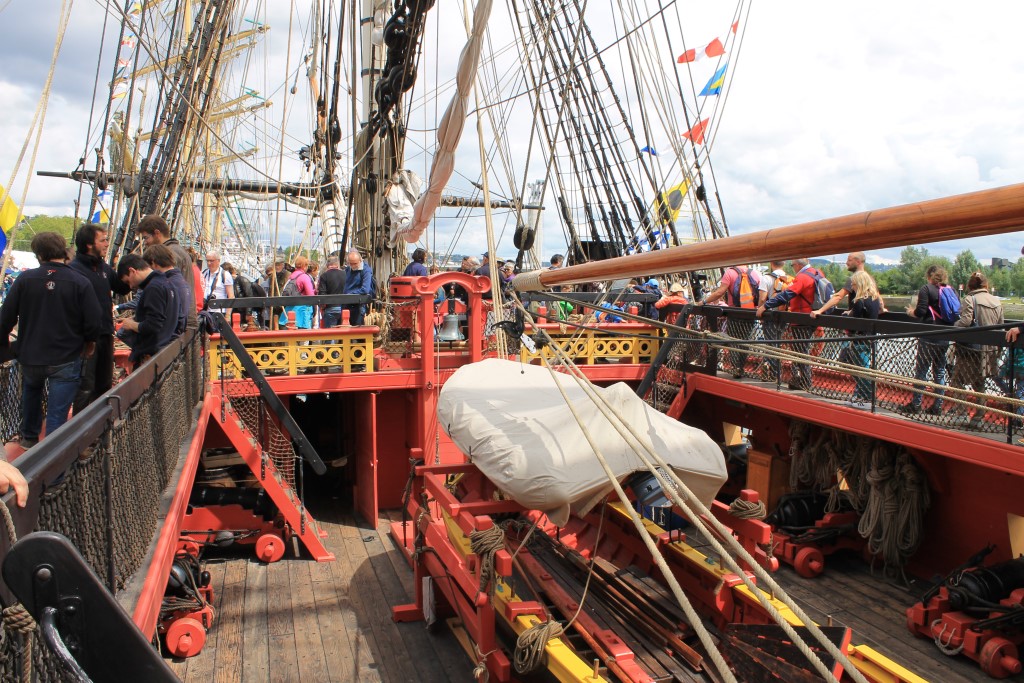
{"left": 240, "top": 561, "right": 271, "bottom": 683}
{"left": 772, "top": 555, "right": 981, "bottom": 683}
{"left": 167, "top": 503, "right": 477, "bottom": 682}
{"left": 266, "top": 552, "right": 300, "bottom": 683}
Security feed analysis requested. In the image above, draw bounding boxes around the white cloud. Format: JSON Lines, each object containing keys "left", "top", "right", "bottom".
{"left": 1, "top": 0, "right": 1022, "bottom": 267}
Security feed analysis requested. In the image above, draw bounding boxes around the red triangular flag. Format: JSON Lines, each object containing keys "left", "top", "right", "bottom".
{"left": 704, "top": 38, "right": 725, "bottom": 58}
{"left": 681, "top": 119, "right": 709, "bottom": 145}
{"left": 677, "top": 48, "right": 697, "bottom": 64}
{"left": 731, "top": 21, "right": 738, "bottom": 34}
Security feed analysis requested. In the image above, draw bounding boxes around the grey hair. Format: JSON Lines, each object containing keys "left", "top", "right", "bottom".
{"left": 791, "top": 257, "right": 809, "bottom": 269}
{"left": 466, "top": 257, "right": 480, "bottom": 267}
{"left": 327, "top": 255, "right": 341, "bottom": 267}
{"left": 205, "top": 250, "right": 220, "bottom": 259}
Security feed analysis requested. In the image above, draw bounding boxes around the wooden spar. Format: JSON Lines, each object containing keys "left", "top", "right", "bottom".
{"left": 514, "top": 182, "right": 1024, "bottom": 290}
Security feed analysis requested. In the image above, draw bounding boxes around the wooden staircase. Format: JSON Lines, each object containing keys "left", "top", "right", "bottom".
{"left": 214, "top": 403, "right": 335, "bottom": 562}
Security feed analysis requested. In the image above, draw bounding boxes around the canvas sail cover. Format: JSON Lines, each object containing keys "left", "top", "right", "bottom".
{"left": 437, "top": 359, "right": 727, "bottom": 526}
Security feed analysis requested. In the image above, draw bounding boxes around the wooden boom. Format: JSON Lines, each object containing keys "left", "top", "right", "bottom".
{"left": 514, "top": 182, "right": 1024, "bottom": 290}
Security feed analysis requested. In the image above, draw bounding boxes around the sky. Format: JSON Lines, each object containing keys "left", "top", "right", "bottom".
{"left": 1, "top": 0, "right": 1023, "bottom": 268}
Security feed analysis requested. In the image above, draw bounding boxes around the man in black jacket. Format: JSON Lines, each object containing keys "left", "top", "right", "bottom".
{"left": 69, "top": 223, "right": 131, "bottom": 413}
{"left": 317, "top": 255, "right": 346, "bottom": 327}
{"left": 137, "top": 214, "right": 198, "bottom": 331}
{"left": 0, "top": 232, "right": 102, "bottom": 448}
{"left": 117, "top": 254, "right": 179, "bottom": 368}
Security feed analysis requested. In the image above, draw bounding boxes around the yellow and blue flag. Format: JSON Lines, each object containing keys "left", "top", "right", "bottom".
{"left": 0, "top": 184, "right": 21, "bottom": 255}
{"left": 91, "top": 189, "right": 113, "bottom": 224}
{"left": 699, "top": 63, "right": 728, "bottom": 97}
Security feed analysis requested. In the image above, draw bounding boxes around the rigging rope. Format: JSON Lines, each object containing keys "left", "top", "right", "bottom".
{"left": 515, "top": 296, "right": 873, "bottom": 683}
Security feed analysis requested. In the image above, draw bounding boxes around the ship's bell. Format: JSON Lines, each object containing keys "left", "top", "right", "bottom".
{"left": 437, "top": 314, "right": 464, "bottom": 342}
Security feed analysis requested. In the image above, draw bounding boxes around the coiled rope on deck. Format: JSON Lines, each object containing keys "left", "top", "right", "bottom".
{"left": 788, "top": 421, "right": 930, "bottom": 572}
{"left": 0, "top": 496, "right": 33, "bottom": 683}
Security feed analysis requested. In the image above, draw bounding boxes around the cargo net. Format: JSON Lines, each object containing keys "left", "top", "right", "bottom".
{"left": 376, "top": 299, "right": 420, "bottom": 354}
{"left": 0, "top": 334, "right": 203, "bottom": 682}
{"left": 646, "top": 312, "right": 1024, "bottom": 439}
{"left": 0, "top": 362, "right": 22, "bottom": 444}
{"left": 222, "top": 388, "right": 297, "bottom": 489}
{"left": 486, "top": 300, "right": 520, "bottom": 356}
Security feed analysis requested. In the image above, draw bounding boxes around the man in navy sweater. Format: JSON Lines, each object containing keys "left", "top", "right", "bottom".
{"left": 342, "top": 250, "right": 374, "bottom": 326}
{"left": 69, "top": 222, "right": 131, "bottom": 413}
{"left": 0, "top": 232, "right": 102, "bottom": 448}
{"left": 117, "top": 254, "right": 178, "bottom": 368}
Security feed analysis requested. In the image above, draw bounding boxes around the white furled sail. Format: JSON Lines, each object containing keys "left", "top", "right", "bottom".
{"left": 399, "top": 0, "right": 494, "bottom": 244}
{"left": 438, "top": 359, "right": 727, "bottom": 526}
{"left": 386, "top": 170, "right": 422, "bottom": 247}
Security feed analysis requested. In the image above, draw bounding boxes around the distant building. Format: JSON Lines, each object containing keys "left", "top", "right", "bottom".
{"left": 992, "top": 257, "right": 1013, "bottom": 270}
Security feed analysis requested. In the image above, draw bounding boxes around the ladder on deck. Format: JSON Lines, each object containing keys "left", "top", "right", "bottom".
{"left": 213, "top": 403, "right": 335, "bottom": 561}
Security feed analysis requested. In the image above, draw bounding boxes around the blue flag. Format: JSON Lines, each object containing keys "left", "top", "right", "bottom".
{"left": 640, "top": 146, "right": 659, "bottom": 157}
{"left": 699, "top": 63, "right": 728, "bottom": 96}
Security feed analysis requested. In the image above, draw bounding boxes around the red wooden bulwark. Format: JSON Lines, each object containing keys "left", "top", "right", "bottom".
{"left": 132, "top": 391, "right": 215, "bottom": 636}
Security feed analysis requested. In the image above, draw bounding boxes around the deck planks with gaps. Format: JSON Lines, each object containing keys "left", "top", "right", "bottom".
{"left": 287, "top": 559, "right": 332, "bottom": 681}
{"left": 266, "top": 552, "right": 300, "bottom": 683}
{"left": 240, "top": 561, "right": 270, "bottom": 683}
{"left": 212, "top": 559, "right": 247, "bottom": 683}
{"left": 772, "top": 557, "right": 982, "bottom": 683}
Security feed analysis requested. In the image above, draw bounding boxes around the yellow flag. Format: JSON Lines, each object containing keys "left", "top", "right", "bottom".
{"left": 0, "top": 184, "right": 20, "bottom": 234}
{"left": 655, "top": 179, "right": 689, "bottom": 223}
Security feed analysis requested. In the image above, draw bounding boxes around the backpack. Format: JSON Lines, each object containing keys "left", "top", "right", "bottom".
{"left": 233, "top": 274, "right": 254, "bottom": 299}
{"left": 763, "top": 272, "right": 794, "bottom": 311}
{"left": 807, "top": 269, "right": 837, "bottom": 314}
{"left": 931, "top": 284, "right": 961, "bottom": 324}
{"left": 729, "top": 266, "right": 758, "bottom": 308}
{"left": 249, "top": 281, "right": 267, "bottom": 298}
{"left": 282, "top": 276, "right": 300, "bottom": 297}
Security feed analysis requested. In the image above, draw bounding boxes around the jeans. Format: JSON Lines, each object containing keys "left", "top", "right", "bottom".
{"left": 73, "top": 334, "right": 114, "bottom": 414}
{"left": 840, "top": 339, "right": 874, "bottom": 402}
{"left": 761, "top": 320, "right": 783, "bottom": 378}
{"left": 345, "top": 304, "right": 367, "bottom": 327}
{"left": 322, "top": 306, "right": 343, "bottom": 328}
{"left": 21, "top": 358, "right": 83, "bottom": 441}
{"left": 788, "top": 325, "right": 815, "bottom": 390}
{"left": 912, "top": 340, "right": 949, "bottom": 409}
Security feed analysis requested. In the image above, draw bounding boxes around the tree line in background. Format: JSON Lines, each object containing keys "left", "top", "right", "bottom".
{"left": 815, "top": 246, "right": 1023, "bottom": 298}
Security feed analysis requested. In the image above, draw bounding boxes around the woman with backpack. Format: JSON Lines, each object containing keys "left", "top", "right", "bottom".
{"left": 951, "top": 272, "right": 1003, "bottom": 429}
{"left": 901, "top": 265, "right": 954, "bottom": 415}
{"left": 285, "top": 255, "right": 317, "bottom": 329}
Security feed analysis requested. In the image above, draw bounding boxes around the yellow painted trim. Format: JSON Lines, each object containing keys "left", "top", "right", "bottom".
{"left": 519, "top": 328, "right": 660, "bottom": 366}
{"left": 848, "top": 644, "right": 930, "bottom": 683}
{"left": 492, "top": 581, "right": 606, "bottom": 682}
{"left": 210, "top": 330, "right": 375, "bottom": 378}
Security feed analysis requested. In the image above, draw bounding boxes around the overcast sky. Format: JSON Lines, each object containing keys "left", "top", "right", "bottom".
{"left": 1, "top": 0, "right": 1022, "bottom": 266}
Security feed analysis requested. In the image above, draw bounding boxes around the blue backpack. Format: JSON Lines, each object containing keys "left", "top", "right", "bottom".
{"left": 932, "top": 284, "right": 961, "bottom": 324}
{"left": 808, "top": 269, "right": 837, "bottom": 314}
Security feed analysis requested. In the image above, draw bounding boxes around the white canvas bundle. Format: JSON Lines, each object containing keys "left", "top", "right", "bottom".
{"left": 437, "top": 359, "right": 727, "bottom": 526}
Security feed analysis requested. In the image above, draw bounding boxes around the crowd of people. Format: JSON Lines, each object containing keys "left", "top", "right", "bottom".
{"left": 0, "top": 225, "right": 1020, "bottom": 464}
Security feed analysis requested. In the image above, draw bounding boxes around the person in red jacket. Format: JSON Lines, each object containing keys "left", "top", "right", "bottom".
{"left": 756, "top": 257, "right": 820, "bottom": 391}
{"left": 654, "top": 282, "right": 689, "bottom": 325}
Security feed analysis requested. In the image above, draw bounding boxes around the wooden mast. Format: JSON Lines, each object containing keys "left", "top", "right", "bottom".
{"left": 514, "top": 183, "right": 1024, "bottom": 290}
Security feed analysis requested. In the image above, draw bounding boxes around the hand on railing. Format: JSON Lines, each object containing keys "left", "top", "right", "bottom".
{"left": 1008, "top": 327, "right": 1021, "bottom": 344}
{"left": 0, "top": 460, "right": 28, "bottom": 508}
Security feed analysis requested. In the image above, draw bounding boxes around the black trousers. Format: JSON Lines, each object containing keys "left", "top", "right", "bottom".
{"left": 72, "top": 334, "right": 114, "bottom": 414}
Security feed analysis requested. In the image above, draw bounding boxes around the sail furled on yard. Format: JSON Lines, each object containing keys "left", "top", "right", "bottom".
{"left": 399, "top": 0, "right": 494, "bottom": 244}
